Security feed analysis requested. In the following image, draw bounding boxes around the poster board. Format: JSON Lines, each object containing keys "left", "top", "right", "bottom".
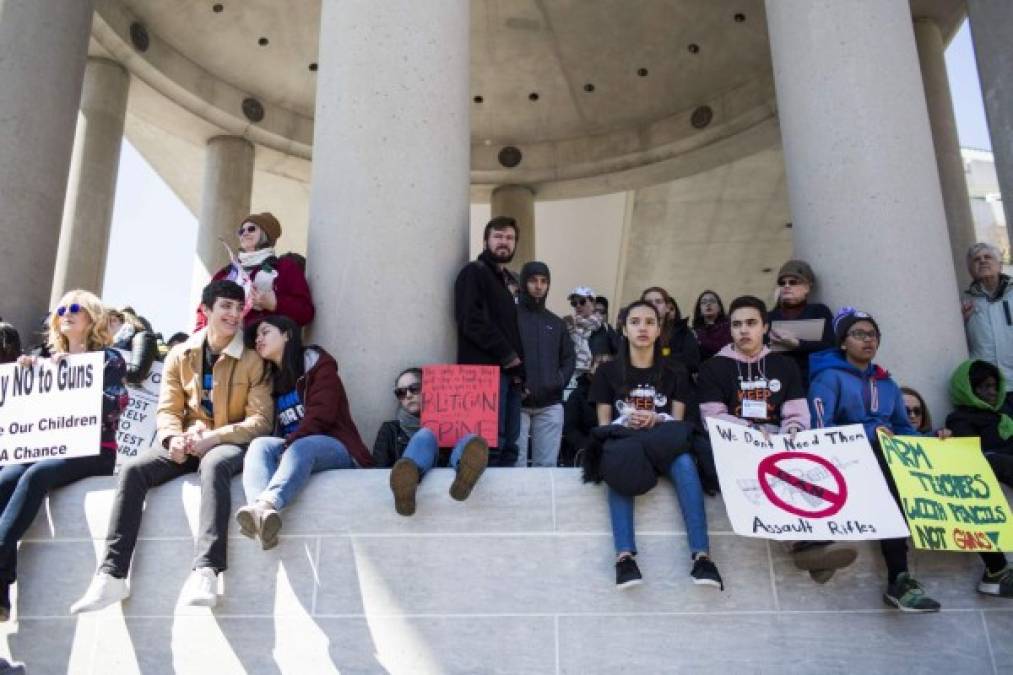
{"left": 114, "top": 352, "right": 163, "bottom": 467}
{"left": 420, "top": 365, "right": 499, "bottom": 448}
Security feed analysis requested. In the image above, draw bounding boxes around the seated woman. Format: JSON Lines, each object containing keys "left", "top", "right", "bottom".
{"left": 641, "top": 287, "right": 701, "bottom": 374}
{"left": 692, "top": 290, "right": 731, "bottom": 361}
{"left": 583, "top": 301, "right": 722, "bottom": 590}
{"left": 236, "top": 316, "right": 371, "bottom": 550}
{"left": 809, "top": 307, "right": 946, "bottom": 612}
{"left": 373, "top": 368, "right": 490, "bottom": 516}
{"left": 901, "top": 386, "right": 933, "bottom": 435}
{"left": 0, "top": 323, "right": 20, "bottom": 364}
{"left": 195, "top": 212, "right": 315, "bottom": 330}
{"left": 946, "top": 359, "right": 1013, "bottom": 597}
{"left": 110, "top": 307, "right": 158, "bottom": 385}
{"left": 1, "top": 291, "right": 127, "bottom": 620}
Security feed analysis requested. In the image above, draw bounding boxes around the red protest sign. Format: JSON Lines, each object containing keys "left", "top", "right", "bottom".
{"left": 420, "top": 365, "right": 499, "bottom": 448}
{"left": 756, "top": 452, "right": 848, "bottom": 518}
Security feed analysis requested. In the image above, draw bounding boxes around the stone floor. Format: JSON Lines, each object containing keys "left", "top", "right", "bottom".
{"left": 1, "top": 468, "right": 1009, "bottom": 674}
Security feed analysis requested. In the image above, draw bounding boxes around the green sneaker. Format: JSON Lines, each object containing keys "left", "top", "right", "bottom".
{"left": 978, "top": 565, "right": 1013, "bottom": 597}
{"left": 883, "top": 572, "right": 941, "bottom": 613}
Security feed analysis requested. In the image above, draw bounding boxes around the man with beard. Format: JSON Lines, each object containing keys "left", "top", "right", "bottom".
{"left": 454, "top": 216, "right": 525, "bottom": 466}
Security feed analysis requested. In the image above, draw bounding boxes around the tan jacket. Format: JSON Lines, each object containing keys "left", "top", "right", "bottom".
{"left": 156, "top": 328, "right": 273, "bottom": 448}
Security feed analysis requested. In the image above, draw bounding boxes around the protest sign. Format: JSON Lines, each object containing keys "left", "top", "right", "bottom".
{"left": 0, "top": 352, "right": 105, "bottom": 466}
{"left": 420, "top": 365, "right": 498, "bottom": 447}
{"left": 879, "top": 433, "right": 1013, "bottom": 552}
{"left": 708, "top": 420, "right": 909, "bottom": 540}
{"left": 114, "top": 353, "right": 163, "bottom": 466}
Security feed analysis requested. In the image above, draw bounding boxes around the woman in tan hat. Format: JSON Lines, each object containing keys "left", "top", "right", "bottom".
{"left": 195, "top": 212, "right": 315, "bottom": 330}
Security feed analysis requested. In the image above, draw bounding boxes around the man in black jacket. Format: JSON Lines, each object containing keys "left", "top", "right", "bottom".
{"left": 454, "top": 216, "right": 525, "bottom": 466}
{"left": 515, "top": 261, "right": 575, "bottom": 466}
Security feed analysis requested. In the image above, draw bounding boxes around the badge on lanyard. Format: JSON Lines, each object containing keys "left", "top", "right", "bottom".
{"left": 742, "top": 398, "right": 767, "bottom": 419}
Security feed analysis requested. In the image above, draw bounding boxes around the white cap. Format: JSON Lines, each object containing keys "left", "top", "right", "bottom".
{"left": 568, "top": 285, "right": 597, "bottom": 299}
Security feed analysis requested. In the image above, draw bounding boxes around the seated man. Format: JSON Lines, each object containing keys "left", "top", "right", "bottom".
{"left": 697, "top": 295, "right": 856, "bottom": 583}
{"left": 71, "top": 280, "right": 273, "bottom": 612}
{"left": 373, "top": 368, "right": 489, "bottom": 516}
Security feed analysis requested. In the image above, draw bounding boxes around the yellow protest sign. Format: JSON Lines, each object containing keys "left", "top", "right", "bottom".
{"left": 878, "top": 432, "right": 1013, "bottom": 552}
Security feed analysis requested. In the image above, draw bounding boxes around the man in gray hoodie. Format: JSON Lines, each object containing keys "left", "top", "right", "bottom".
{"left": 516, "top": 262, "right": 576, "bottom": 466}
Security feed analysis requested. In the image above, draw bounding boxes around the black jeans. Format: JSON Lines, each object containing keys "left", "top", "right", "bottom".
{"left": 100, "top": 444, "right": 246, "bottom": 578}
{"left": 0, "top": 452, "right": 115, "bottom": 583}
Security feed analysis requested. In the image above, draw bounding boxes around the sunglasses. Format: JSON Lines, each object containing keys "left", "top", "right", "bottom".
{"left": 777, "top": 278, "right": 805, "bottom": 287}
{"left": 906, "top": 406, "right": 922, "bottom": 417}
{"left": 237, "top": 224, "right": 259, "bottom": 236}
{"left": 570, "top": 298, "right": 591, "bottom": 308}
{"left": 394, "top": 383, "right": 422, "bottom": 399}
{"left": 56, "top": 303, "right": 82, "bottom": 317}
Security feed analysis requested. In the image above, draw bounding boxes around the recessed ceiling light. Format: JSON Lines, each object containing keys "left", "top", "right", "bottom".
{"left": 688, "top": 43, "right": 700, "bottom": 54}
{"left": 212, "top": 3, "right": 224, "bottom": 12}
{"left": 583, "top": 83, "right": 595, "bottom": 92}
{"left": 308, "top": 63, "right": 318, "bottom": 71}
{"left": 258, "top": 37, "right": 269, "bottom": 46}
{"left": 529, "top": 92, "right": 539, "bottom": 101}
{"left": 473, "top": 95, "right": 484, "bottom": 103}
{"left": 734, "top": 13, "right": 746, "bottom": 23}
{"left": 637, "top": 68, "right": 649, "bottom": 77}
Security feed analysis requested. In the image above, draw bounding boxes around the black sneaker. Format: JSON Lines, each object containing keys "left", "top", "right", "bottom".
{"left": 615, "top": 555, "right": 643, "bottom": 590}
{"left": 978, "top": 565, "right": 1013, "bottom": 597}
{"left": 691, "top": 555, "right": 724, "bottom": 590}
{"left": 883, "top": 572, "right": 941, "bottom": 612}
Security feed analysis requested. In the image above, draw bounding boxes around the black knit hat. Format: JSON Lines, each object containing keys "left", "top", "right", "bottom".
{"left": 833, "top": 307, "right": 881, "bottom": 346}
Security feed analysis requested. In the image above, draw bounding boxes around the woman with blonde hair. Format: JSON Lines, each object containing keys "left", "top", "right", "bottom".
{"left": 0, "top": 291, "right": 127, "bottom": 621}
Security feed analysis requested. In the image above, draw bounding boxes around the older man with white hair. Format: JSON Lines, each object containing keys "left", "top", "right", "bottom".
{"left": 963, "top": 242, "right": 1013, "bottom": 411}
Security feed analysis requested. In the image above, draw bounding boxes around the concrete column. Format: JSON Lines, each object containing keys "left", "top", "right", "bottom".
{"left": 914, "top": 18, "right": 977, "bottom": 290}
{"left": 968, "top": 0, "right": 1013, "bottom": 250}
{"left": 766, "top": 0, "right": 967, "bottom": 418}
{"left": 307, "top": 0, "right": 470, "bottom": 439}
{"left": 51, "top": 58, "right": 130, "bottom": 305}
{"left": 491, "top": 185, "right": 535, "bottom": 267}
{"left": 189, "top": 136, "right": 255, "bottom": 308}
{"left": 0, "top": 0, "right": 94, "bottom": 334}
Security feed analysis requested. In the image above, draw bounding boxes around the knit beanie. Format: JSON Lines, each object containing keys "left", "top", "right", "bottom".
{"left": 832, "top": 306, "right": 881, "bottom": 346}
{"left": 242, "top": 212, "right": 282, "bottom": 245}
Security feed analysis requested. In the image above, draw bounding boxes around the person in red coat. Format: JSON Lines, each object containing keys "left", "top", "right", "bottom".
{"left": 195, "top": 212, "right": 315, "bottom": 330}
{"left": 235, "top": 315, "right": 371, "bottom": 550}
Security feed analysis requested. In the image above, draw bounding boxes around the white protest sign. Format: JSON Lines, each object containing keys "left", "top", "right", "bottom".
{"left": 114, "top": 352, "right": 163, "bottom": 466}
{"left": 708, "top": 420, "right": 909, "bottom": 540}
{"left": 0, "top": 352, "right": 104, "bottom": 466}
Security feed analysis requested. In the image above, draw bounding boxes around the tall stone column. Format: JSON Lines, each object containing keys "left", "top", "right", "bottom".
{"left": 491, "top": 185, "right": 535, "bottom": 267}
{"left": 914, "top": 18, "right": 977, "bottom": 290}
{"left": 51, "top": 58, "right": 131, "bottom": 305}
{"left": 189, "top": 136, "right": 255, "bottom": 310}
{"left": 766, "top": 0, "right": 967, "bottom": 418}
{"left": 968, "top": 0, "right": 1013, "bottom": 250}
{"left": 307, "top": 0, "right": 470, "bottom": 439}
{"left": 0, "top": 0, "right": 94, "bottom": 334}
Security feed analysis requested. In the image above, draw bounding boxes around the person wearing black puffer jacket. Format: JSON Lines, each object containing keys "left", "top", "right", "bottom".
{"left": 516, "top": 261, "right": 575, "bottom": 467}
{"left": 111, "top": 307, "right": 158, "bottom": 385}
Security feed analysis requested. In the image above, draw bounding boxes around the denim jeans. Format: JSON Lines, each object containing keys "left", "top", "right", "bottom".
{"left": 243, "top": 435, "right": 355, "bottom": 510}
{"left": 0, "top": 452, "right": 115, "bottom": 583}
{"left": 100, "top": 444, "right": 245, "bottom": 577}
{"left": 516, "top": 404, "right": 564, "bottom": 467}
{"left": 494, "top": 373, "right": 522, "bottom": 467}
{"left": 607, "top": 453, "right": 709, "bottom": 556}
{"left": 402, "top": 428, "right": 475, "bottom": 476}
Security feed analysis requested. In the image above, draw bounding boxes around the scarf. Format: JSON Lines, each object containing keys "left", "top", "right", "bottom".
{"left": 950, "top": 360, "right": 1013, "bottom": 440}
{"left": 397, "top": 408, "right": 422, "bottom": 439}
{"left": 237, "top": 247, "right": 277, "bottom": 268}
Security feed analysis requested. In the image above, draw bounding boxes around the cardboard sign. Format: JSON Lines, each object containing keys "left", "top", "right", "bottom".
{"left": 0, "top": 352, "right": 104, "bottom": 466}
{"left": 708, "top": 420, "right": 909, "bottom": 540}
{"left": 114, "top": 352, "right": 163, "bottom": 467}
{"left": 880, "top": 433, "right": 1013, "bottom": 552}
{"left": 420, "top": 365, "right": 499, "bottom": 448}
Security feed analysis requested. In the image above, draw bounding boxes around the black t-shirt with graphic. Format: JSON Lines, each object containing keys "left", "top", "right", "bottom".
{"left": 589, "top": 359, "right": 690, "bottom": 420}
{"left": 696, "top": 352, "right": 803, "bottom": 426}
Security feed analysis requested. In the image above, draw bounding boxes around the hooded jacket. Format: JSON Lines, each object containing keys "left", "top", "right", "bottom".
{"left": 454, "top": 249, "right": 524, "bottom": 374}
{"left": 663, "top": 317, "right": 701, "bottom": 374}
{"left": 946, "top": 359, "right": 1013, "bottom": 456}
{"left": 808, "top": 348, "right": 915, "bottom": 441}
{"left": 964, "top": 274, "right": 1013, "bottom": 394}
{"left": 516, "top": 262, "right": 576, "bottom": 407}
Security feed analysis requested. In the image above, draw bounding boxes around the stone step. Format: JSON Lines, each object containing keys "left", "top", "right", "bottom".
{"left": 1, "top": 468, "right": 1009, "bottom": 674}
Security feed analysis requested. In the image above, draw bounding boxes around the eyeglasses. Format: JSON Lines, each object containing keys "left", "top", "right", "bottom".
{"left": 394, "top": 384, "right": 422, "bottom": 399}
{"left": 237, "top": 224, "right": 258, "bottom": 236}
{"left": 777, "top": 278, "right": 804, "bottom": 287}
{"left": 906, "top": 406, "right": 922, "bottom": 417}
{"left": 570, "top": 298, "right": 591, "bottom": 308}
{"left": 700, "top": 298, "right": 718, "bottom": 306}
{"left": 56, "top": 303, "right": 81, "bottom": 317}
{"left": 847, "top": 329, "right": 879, "bottom": 341}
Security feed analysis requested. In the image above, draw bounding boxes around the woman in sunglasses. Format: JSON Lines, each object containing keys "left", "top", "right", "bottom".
{"left": 372, "top": 368, "right": 489, "bottom": 516}
{"left": 900, "top": 387, "right": 933, "bottom": 434}
{"left": 195, "top": 212, "right": 315, "bottom": 330}
{"left": 767, "top": 260, "right": 834, "bottom": 386}
{"left": 236, "top": 315, "right": 370, "bottom": 549}
{"left": 0, "top": 291, "right": 127, "bottom": 620}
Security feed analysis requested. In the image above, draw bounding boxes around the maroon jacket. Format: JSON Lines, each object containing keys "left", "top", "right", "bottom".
{"left": 286, "top": 346, "right": 373, "bottom": 467}
{"left": 195, "top": 255, "right": 315, "bottom": 330}
{"left": 695, "top": 318, "right": 732, "bottom": 361}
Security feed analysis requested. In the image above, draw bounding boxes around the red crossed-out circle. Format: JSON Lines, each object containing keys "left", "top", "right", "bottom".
{"left": 756, "top": 452, "right": 848, "bottom": 518}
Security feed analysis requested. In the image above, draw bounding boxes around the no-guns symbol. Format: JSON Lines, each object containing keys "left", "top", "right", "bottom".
{"left": 756, "top": 452, "right": 848, "bottom": 518}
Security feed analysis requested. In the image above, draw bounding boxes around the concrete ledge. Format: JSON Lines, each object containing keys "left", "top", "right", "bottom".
{"left": 1, "top": 468, "right": 1010, "bottom": 673}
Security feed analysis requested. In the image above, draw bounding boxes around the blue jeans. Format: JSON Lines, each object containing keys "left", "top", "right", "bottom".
{"left": 607, "top": 453, "right": 709, "bottom": 556}
{"left": 495, "top": 373, "right": 522, "bottom": 467}
{"left": 402, "top": 428, "right": 474, "bottom": 476}
{"left": 243, "top": 435, "right": 355, "bottom": 510}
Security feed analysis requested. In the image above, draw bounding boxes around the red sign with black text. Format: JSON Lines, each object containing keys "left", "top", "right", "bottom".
{"left": 420, "top": 365, "right": 499, "bottom": 448}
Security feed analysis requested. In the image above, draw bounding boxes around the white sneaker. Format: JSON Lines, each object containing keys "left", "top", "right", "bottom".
{"left": 70, "top": 573, "right": 129, "bottom": 614}
{"left": 181, "top": 567, "right": 218, "bottom": 607}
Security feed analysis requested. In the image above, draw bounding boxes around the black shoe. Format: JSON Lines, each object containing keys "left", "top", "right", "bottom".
{"left": 978, "top": 565, "right": 1013, "bottom": 597}
{"left": 0, "top": 583, "right": 9, "bottom": 622}
{"left": 883, "top": 572, "right": 941, "bottom": 613}
{"left": 691, "top": 555, "right": 724, "bottom": 590}
{"left": 615, "top": 555, "right": 643, "bottom": 590}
